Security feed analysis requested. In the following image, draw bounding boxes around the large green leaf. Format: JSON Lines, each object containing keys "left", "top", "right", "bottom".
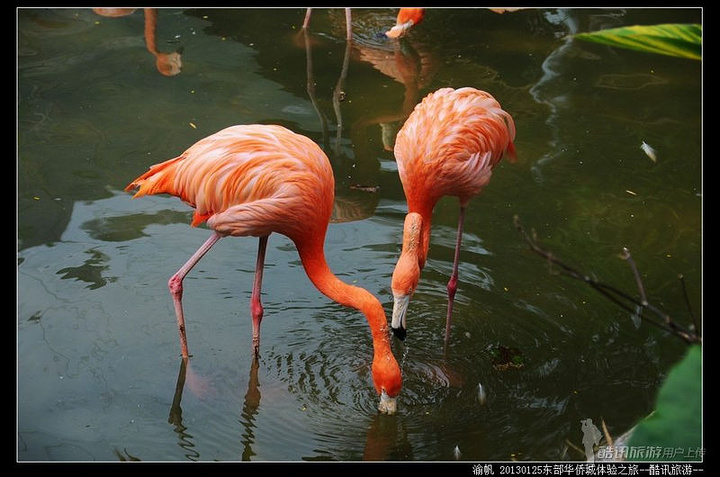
{"left": 574, "top": 24, "right": 702, "bottom": 60}
{"left": 627, "top": 345, "right": 702, "bottom": 461}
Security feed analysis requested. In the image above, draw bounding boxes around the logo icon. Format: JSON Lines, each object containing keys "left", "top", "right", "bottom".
{"left": 580, "top": 418, "right": 603, "bottom": 462}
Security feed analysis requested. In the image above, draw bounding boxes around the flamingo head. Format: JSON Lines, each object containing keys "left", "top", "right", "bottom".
{"left": 372, "top": 352, "right": 402, "bottom": 414}
{"left": 391, "top": 212, "right": 423, "bottom": 340}
{"left": 385, "top": 8, "right": 425, "bottom": 39}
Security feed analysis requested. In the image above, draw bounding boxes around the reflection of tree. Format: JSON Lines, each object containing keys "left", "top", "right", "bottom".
{"left": 56, "top": 248, "right": 117, "bottom": 290}
{"left": 527, "top": 9, "right": 583, "bottom": 181}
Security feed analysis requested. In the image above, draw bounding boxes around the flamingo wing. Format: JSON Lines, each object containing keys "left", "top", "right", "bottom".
{"left": 125, "top": 124, "right": 334, "bottom": 240}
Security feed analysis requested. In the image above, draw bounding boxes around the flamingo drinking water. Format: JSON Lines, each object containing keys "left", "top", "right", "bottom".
{"left": 389, "top": 87, "right": 517, "bottom": 350}
{"left": 126, "top": 124, "right": 402, "bottom": 413}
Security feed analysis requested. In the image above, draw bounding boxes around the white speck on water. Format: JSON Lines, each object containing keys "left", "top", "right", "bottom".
{"left": 453, "top": 445, "right": 461, "bottom": 460}
{"left": 477, "top": 383, "right": 487, "bottom": 405}
{"left": 281, "top": 105, "right": 312, "bottom": 116}
{"left": 640, "top": 141, "right": 657, "bottom": 162}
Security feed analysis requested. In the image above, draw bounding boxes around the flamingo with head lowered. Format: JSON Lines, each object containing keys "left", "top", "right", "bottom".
{"left": 389, "top": 87, "right": 517, "bottom": 350}
{"left": 385, "top": 8, "right": 425, "bottom": 38}
{"left": 125, "top": 124, "right": 402, "bottom": 414}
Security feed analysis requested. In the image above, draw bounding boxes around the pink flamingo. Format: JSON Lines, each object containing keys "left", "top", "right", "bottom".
{"left": 389, "top": 87, "right": 517, "bottom": 350}
{"left": 126, "top": 124, "right": 402, "bottom": 413}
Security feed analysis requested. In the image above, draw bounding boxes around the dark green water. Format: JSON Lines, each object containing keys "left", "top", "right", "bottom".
{"left": 18, "top": 8, "right": 701, "bottom": 461}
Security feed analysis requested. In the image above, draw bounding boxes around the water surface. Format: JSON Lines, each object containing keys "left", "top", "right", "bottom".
{"left": 18, "top": 7, "right": 702, "bottom": 462}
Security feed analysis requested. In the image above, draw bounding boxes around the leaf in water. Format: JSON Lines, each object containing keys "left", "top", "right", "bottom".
{"left": 640, "top": 141, "right": 657, "bottom": 162}
{"left": 574, "top": 24, "right": 701, "bottom": 60}
{"left": 627, "top": 345, "right": 702, "bottom": 460}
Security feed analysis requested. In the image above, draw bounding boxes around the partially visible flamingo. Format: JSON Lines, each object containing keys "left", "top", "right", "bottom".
{"left": 92, "top": 8, "right": 136, "bottom": 17}
{"left": 385, "top": 8, "right": 426, "bottom": 38}
{"left": 125, "top": 124, "right": 402, "bottom": 414}
{"left": 390, "top": 87, "right": 517, "bottom": 350}
{"left": 92, "top": 8, "right": 182, "bottom": 77}
{"left": 302, "top": 8, "right": 425, "bottom": 41}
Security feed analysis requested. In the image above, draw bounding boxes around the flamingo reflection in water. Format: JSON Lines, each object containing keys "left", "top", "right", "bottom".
{"left": 302, "top": 7, "right": 424, "bottom": 41}
{"left": 92, "top": 8, "right": 182, "bottom": 77}
{"left": 300, "top": 8, "right": 437, "bottom": 194}
{"left": 348, "top": 12, "right": 439, "bottom": 155}
{"left": 299, "top": 9, "right": 428, "bottom": 153}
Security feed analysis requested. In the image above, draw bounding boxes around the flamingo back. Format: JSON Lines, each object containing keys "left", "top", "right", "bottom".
{"left": 125, "top": 124, "right": 334, "bottom": 242}
{"left": 394, "top": 87, "right": 516, "bottom": 207}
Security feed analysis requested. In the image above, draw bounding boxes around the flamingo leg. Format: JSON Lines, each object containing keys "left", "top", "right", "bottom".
{"left": 302, "top": 8, "right": 312, "bottom": 29}
{"left": 444, "top": 206, "right": 466, "bottom": 351}
{"left": 168, "top": 231, "right": 223, "bottom": 358}
{"left": 250, "top": 235, "right": 269, "bottom": 358}
{"left": 344, "top": 8, "right": 352, "bottom": 41}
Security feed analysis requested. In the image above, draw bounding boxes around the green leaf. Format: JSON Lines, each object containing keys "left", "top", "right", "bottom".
{"left": 574, "top": 24, "right": 702, "bottom": 60}
{"left": 627, "top": 345, "right": 702, "bottom": 461}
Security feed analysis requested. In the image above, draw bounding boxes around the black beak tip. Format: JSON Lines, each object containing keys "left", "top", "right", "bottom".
{"left": 391, "top": 326, "right": 407, "bottom": 341}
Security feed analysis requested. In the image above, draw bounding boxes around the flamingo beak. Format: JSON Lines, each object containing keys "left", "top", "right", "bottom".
{"left": 378, "top": 390, "right": 397, "bottom": 415}
{"left": 385, "top": 20, "right": 414, "bottom": 39}
{"left": 391, "top": 293, "right": 409, "bottom": 340}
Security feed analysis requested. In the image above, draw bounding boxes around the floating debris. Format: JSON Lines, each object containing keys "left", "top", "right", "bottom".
{"left": 349, "top": 183, "right": 380, "bottom": 193}
{"left": 477, "top": 383, "right": 487, "bottom": 405}
{"left": 453, "top": 445, "right": 461, "bottom": 460}
{"left": 380, "top": 122, "right": 397, "bottom": 151}
{"left": 491, "top": 345, "right": 525, "bottom": 371}
{"left": 640, "top": 141, "right": 657, "bottom": 162}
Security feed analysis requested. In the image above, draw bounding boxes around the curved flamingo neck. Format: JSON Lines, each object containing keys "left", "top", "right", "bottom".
{"left": 406, "top": 202, "right": 434, "bottom": 269}
{"left": 295, "top": 238, "right": 397, "bottom": 376}
{"left": 392, "top": 212, "right": 423, "bottom": 299}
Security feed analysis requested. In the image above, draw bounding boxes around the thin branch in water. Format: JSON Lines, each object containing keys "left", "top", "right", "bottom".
{"left": 621, "top": 247, "right": 648, "bottom": 306}
{"left": 678, "top": 273, "right": 699, "bottom": 335}
{"left": 513, "top": 215, "right": 700, "bottom": 345}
